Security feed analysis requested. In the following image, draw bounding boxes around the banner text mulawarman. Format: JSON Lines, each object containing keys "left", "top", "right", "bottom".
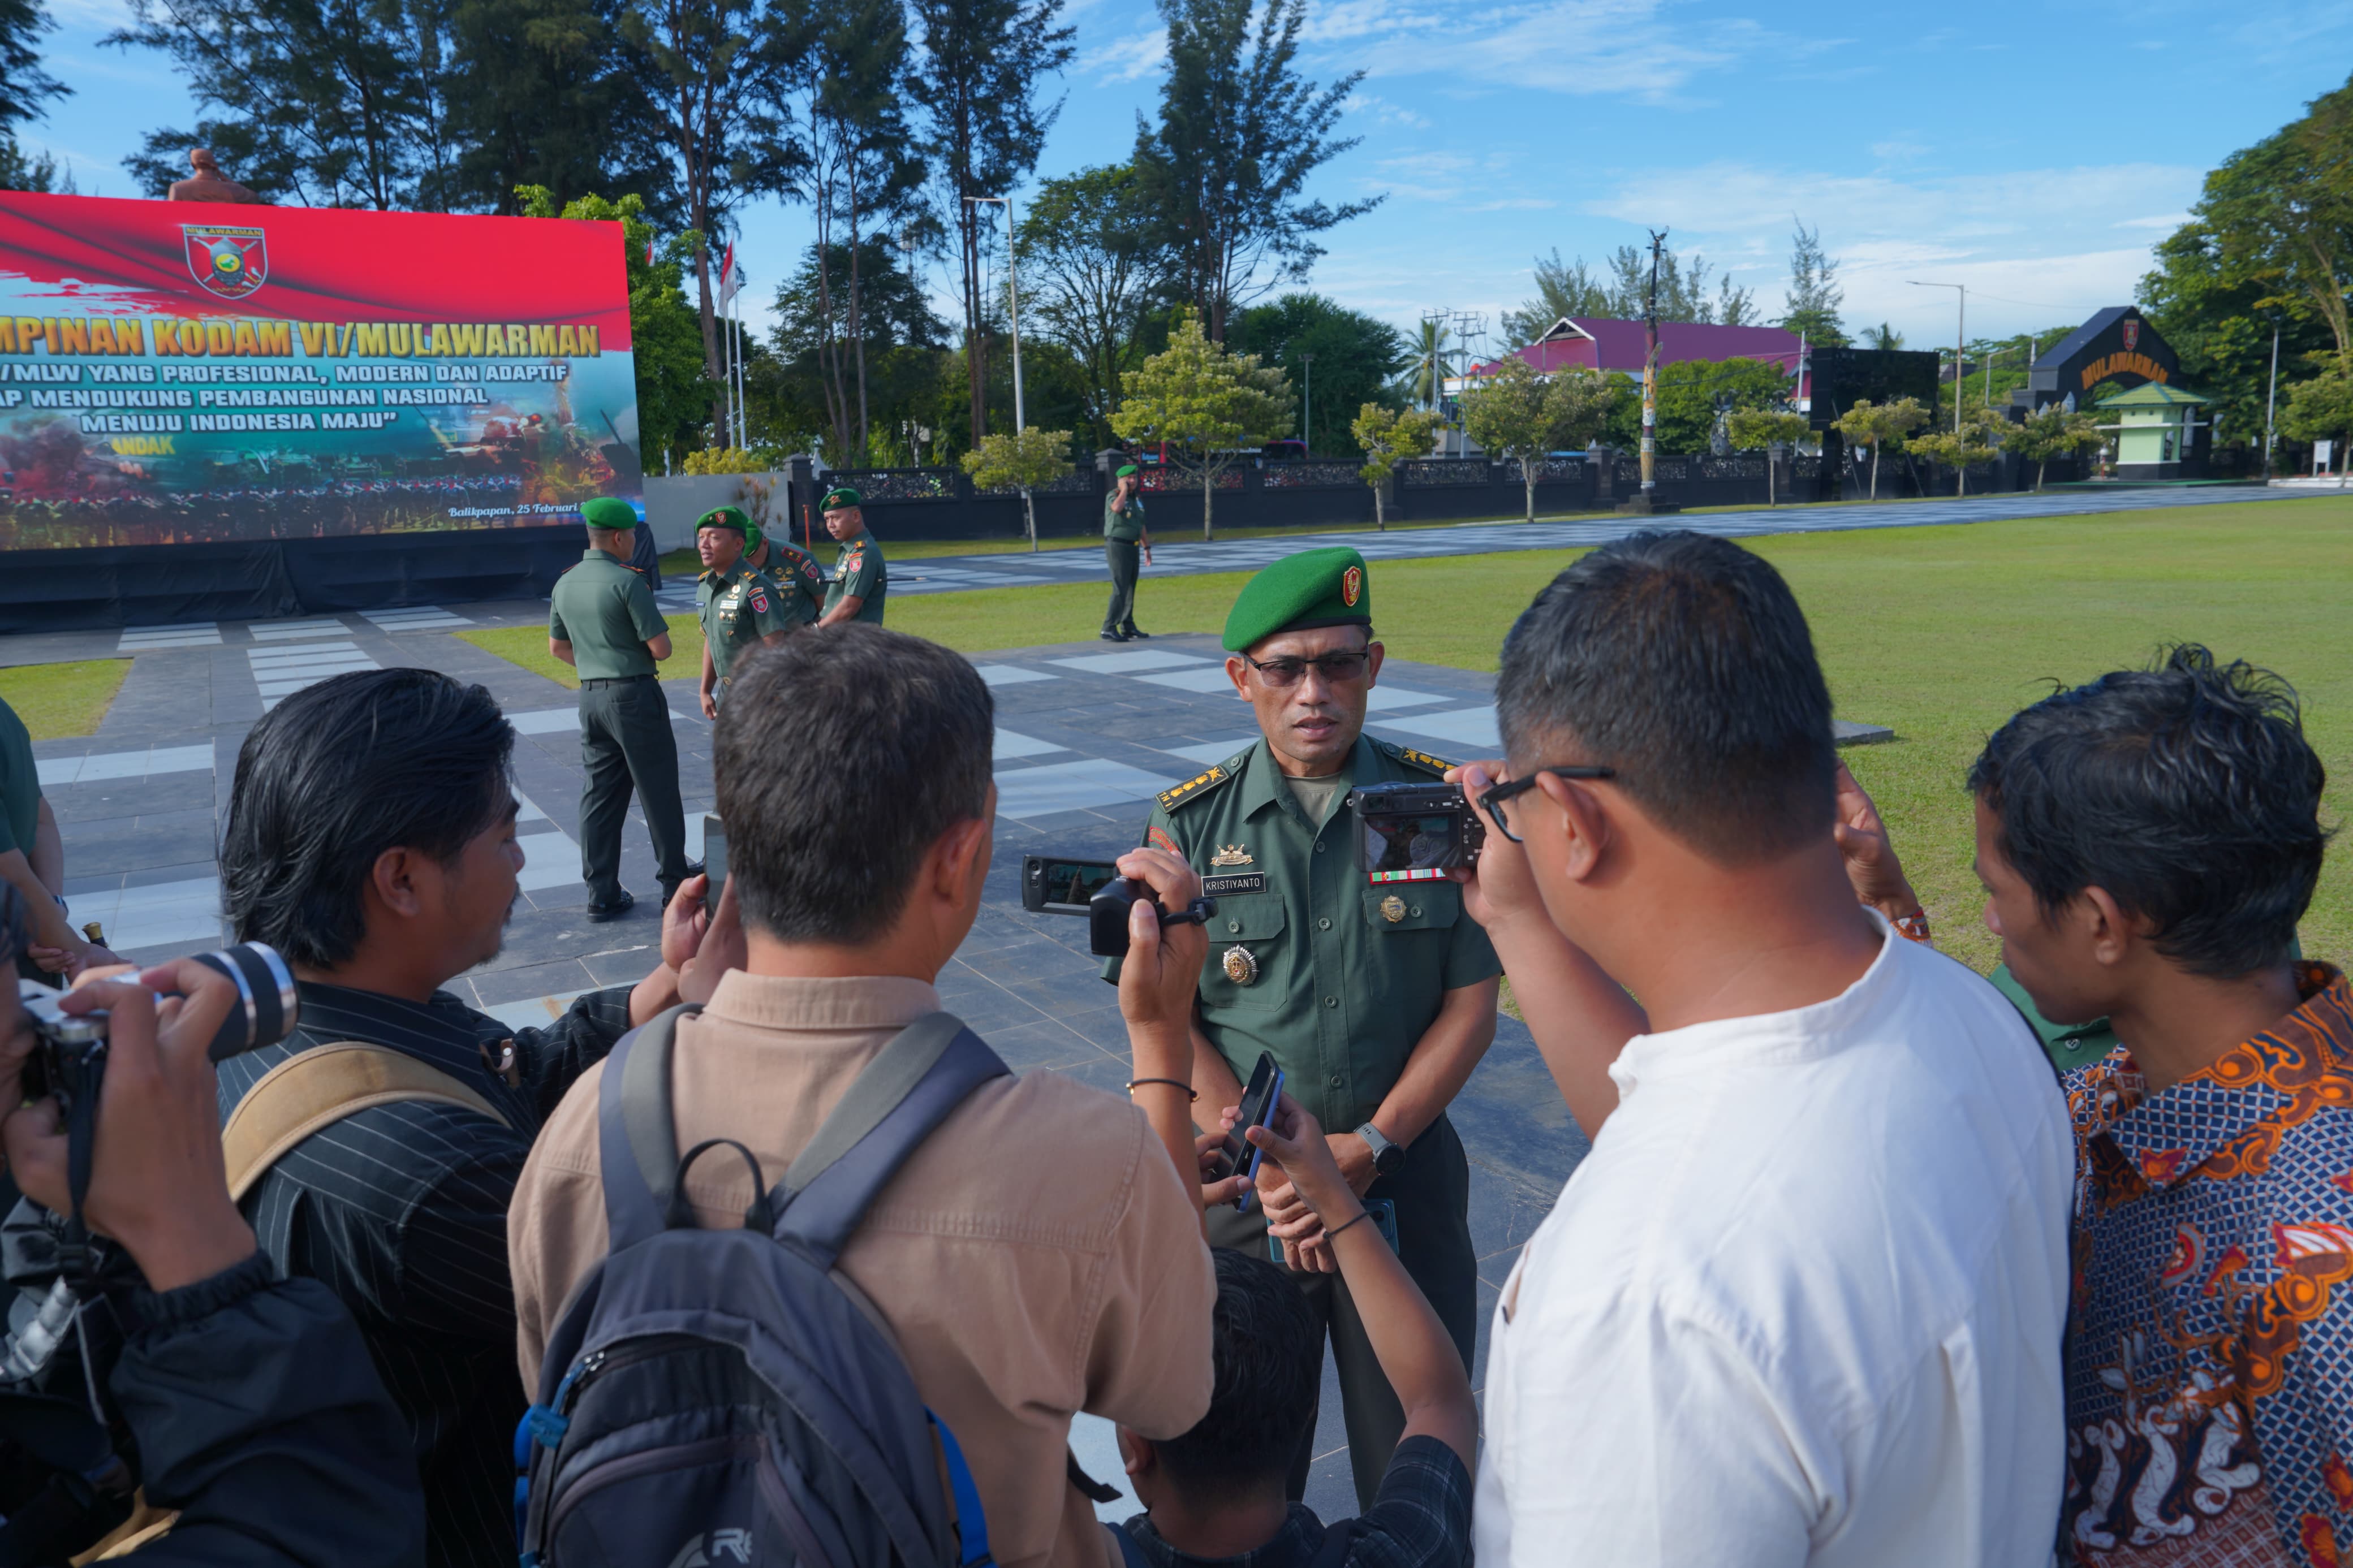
{"left": 0, "top": 317, "right": 603, "bottom": 358}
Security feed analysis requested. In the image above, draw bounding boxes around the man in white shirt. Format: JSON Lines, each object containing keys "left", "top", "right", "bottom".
{"left": 1449, "top": 530, "right": 2074, "bottom": 1566}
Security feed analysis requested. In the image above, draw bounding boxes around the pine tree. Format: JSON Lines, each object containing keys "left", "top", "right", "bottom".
{"left": 1779, "top": 219, "right": 1847, "bottom": 346}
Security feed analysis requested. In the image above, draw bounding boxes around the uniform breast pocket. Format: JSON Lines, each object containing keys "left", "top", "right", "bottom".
{"left": 1360, "top": 882, "right": 1462, "bottom": 935}
{"left": 1199, "top": 894, "right": 1287, "bottom": 1012}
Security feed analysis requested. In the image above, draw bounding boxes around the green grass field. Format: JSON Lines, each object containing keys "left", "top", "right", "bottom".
{"left": 476, "top": 495, "right": 2353, "bottom": 978}
{"left": 458, "top": 614, "right": 708, "bottom": 690}
{"left": 0, "top": 658, "right": 133, "bottom": 739}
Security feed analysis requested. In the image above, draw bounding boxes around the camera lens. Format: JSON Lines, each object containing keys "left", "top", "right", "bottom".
{"left": 189, "top": 942, "right": 300, "bottom": 1062}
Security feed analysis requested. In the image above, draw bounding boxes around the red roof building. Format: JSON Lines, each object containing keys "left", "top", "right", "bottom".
{"left": 1462, "top": 315, "right": 1809, "bottom": 398}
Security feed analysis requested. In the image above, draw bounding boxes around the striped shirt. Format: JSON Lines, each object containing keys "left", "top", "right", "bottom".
{"left": 1117, "top": 1437, "right": 1471, "bottom": 1568}
{"left": 216, "top": 980, "right": 634, "bottom": 1568}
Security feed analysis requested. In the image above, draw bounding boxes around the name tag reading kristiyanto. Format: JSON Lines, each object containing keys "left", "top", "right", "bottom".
{"left": 1202, "top": 872, "right": 1265, "bottom": 897}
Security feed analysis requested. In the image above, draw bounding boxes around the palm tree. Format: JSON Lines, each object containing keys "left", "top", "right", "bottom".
{"left": 1408, "top": 319, "right": 1451, "bottom": 410}
{"left": 1865, "top": 322, "right": 1904, "bottom": 351}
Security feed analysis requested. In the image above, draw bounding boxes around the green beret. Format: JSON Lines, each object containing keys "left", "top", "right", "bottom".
{"left": 1222, "top": 546, "right": 1372, "bottom": 653}
{"left": 696, "top": 505, "right": 749, "bottom": 535}
{"left": 1116, "top": 464, "right": 1140, "bottom": 477}
{"left": 819, "top": 485, "right": 861, "bottom": 511}
{"left": 580, "top": 497, "right": 638, "bottom": 530}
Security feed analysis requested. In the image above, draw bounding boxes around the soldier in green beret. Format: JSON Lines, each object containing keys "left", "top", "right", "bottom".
{"left": 550, "top": 497, "right": 696, "bottom": 919}
{"left": 1103, "top": 544, "right": 1500, "bottom": 1509}
{"left": 744, "top": 515, "right": 826, "bottom": 629}
{"left": 815, "top": 484, "right": 886, "bottom": 625}
{"left": 694, "top": 505, "right": 792, "bottom": 719}
{"left": 1101, "top": 463, "right": 1153, "bottom": 642}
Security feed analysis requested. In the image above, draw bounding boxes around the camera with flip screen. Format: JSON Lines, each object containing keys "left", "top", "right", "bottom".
{"left": 16, "top": 941, "right": 300, "bottom": 1113}
{"left": 1021, "top": 856, "right": 1217, "bottom": 957}
{"left": 1346, "top": 780, "right": 1486, "bottom": 884}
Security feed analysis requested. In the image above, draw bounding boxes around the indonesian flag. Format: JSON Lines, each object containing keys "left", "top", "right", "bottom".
{"left": 717, "top": 242, "right": 746, "bottom": 306}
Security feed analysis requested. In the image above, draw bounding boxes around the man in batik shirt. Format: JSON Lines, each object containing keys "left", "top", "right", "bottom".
{"left": 1841, "top": 645, "right": 2350, "bottom": 1566}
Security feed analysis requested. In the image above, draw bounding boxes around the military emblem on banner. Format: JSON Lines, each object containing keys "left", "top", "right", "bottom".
{"left": 2121, "top": 319, "right": 2140, "bottom": 352}
{"left": 182, "top": 224, "right": 269, "bottom": 301}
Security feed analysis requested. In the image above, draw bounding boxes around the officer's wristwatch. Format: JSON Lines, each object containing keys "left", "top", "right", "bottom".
{"left": 1355, "top": 1121, "right": 1406, "bottom": 1177}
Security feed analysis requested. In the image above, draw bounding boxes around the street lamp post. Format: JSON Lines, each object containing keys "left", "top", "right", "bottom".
{"left": 1300, "top": 352, "right": 1315, "bottom": 457}
{"left": 964, "top": 193, "right": 1033, "bottom": 548}
{"left": 1908, "top": 280, "right": 1966, "bottom": 433}
{"left": 2265, "top": 318, "right": 2282, "bottom": 479}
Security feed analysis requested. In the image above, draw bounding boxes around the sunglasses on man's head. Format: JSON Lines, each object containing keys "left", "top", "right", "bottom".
{"left": 1477, "top": 767, "right": 1618, "bottom": 843}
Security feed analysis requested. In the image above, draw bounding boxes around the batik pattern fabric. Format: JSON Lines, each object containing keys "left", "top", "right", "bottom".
{"left": 2061, "top": 964, "right": 2353, "bottom": 1567}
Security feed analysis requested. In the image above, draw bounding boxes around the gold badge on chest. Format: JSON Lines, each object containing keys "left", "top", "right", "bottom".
{"left": 1210, "top": 843, "right": 1253, "bottom": 868}
{"left": 1380, "top": 895, "right": 1407, "bottom": 923}
{"left": 1222, "top": 945, "right": 1259, "bottom": 986}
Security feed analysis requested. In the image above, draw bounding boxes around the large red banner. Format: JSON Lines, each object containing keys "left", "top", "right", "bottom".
{"left": 0, "top": 192, "right": 642, "bottom": 550}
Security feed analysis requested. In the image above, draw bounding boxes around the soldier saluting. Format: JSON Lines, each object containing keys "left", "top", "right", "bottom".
{"left": 1104, "top": 545, "right": 1500, "bottom": 1510}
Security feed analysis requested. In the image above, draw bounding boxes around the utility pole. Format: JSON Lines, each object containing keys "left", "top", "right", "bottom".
{"left": 1301, "top": 352, "right": 1315, "bottom": 456}
{"left": 1908, "top": 280, "right": 1966, "bottom": 431}
{"left": 1617, "top": 231, "right": 1677, "bottom": 513}
{"left": 1983, "top": 344, "right": 2006, "bottom": 408}
{"left": 2265, "top": 319, "right": 2282, "bottom": 479}
{"left": 966, "top": 195, "right": 1033, "bottom": 548}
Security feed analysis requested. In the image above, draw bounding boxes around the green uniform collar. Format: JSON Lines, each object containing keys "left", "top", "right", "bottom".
{"left": 1236, "top": 735, "right": 1368, "bottom": 827}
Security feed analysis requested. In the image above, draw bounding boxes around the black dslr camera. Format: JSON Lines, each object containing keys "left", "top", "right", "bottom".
{"left": 1346, "top": 780, "right": 1486, "bottom": 884}
{"left": 17, "top": 941, "right": 300, "bottom": 1110}
{"left": 1020, "top": 857, "right": 1216, "bottom": 956}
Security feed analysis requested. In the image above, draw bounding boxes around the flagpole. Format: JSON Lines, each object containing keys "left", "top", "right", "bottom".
{"left": 733, "top": 282, "right": 749, "bottom": 449}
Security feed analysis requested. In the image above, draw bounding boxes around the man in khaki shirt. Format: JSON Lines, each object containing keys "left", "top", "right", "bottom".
{"left": 510, "top": 625, "right": 1217, "bottom": 1568}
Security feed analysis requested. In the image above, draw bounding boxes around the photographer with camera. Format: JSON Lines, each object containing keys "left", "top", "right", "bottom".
{"left": 0, "top": 888, "right": 424, "bottom": 1565}
{"left": 508, "top": 625, "right": 1216, "bottom": 1568}
{"left": 1453, "top": 531, "right": 2072, "bottom": 1567}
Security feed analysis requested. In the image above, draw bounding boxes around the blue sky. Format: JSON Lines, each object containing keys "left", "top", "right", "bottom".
{"left": 19, "top": 0, "right": 2353, "bottom": 351}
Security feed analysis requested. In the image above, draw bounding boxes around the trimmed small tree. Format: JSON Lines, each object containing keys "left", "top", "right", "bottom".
{"left": 1909, "top": 407, "right": 2005, "bottom": 496}
{"left": 1829, "top": 396, "right": 1928, "bottom": 500}
{"left": 1460, "top": 357, "right": 1556, "bottom": 522}
{"left": 1724, "top": 407, "right": 1809, "bottom": 506}
{"left": 1111, "top": 310, "right": 1291, "bottom": 538}
{"left": 1351, "top": 403, "right": 1444, "bottom": 530}
{"left": 1546, "top": 366, "right": 1617, "bottom": 473}
{"left": 2003, "top": 404, "right": 2102, "bottom": 492}
{"left": 2282, "top": 366, "right": 2353, "bottom": 486}
{"left": 962, "top": 428, "right": 1077, "bottom": 551}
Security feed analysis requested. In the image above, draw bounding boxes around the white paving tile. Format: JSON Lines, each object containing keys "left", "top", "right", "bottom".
{"left": 1364, "top": 685, "right": 1450, "bottom": 711}
{"left": 973, "top": 664, "right": 1059, "bottom": 687}
{"left": 73, "top": 875, "right": 225, "bottom": 952}
{"left": 248, "top": 618, "right": 352, "bottom": 641}
{"left": 993, "top": 758, "right": 1182, "bottom": 819}
{"left": 512, "top": 788, "right": 581, "bottom": 892}
{"left": 1369, "top": 705, "right": 1501, "bottom": 750}
{"left": 119, "top": 623, "right": 221, "bottom": 650}
{"left": 37, "top": 743, "right": 213, "bottom": 787}
{"left": 1160, "top": 738, "right": 1257, "bottom": 766}
{"left": 1134, "top": 666, "right": 1237, "bottom": 693}
{"left": 364, "top": 606, "right": 471, "bottom": 629}
{"left": 993, "top": 728, "right": 1068, "bottom": 761}
{"left": 510, "top": 708, "right": 581, "bottom": 735}
{"left": 1049, "top": 650, "right": 1216, "bottom": 675}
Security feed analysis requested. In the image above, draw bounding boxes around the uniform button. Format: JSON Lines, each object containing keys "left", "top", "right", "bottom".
{"left": 1328, "top": 1073, "right": 1343, "bottom": 1087}
{"left": 1317, "top": 917, "right": 1331, "bottom": 930}
{"left": 1410, "top": 906, "right": 1422, "bottom": 917}
{"left": 1323, "top": 995, "right": 1337, "bottom": 1008}
{"left": 1227, "top": 918, "right": 1240, "bottom": 934}
{"left": 1315, "top": 843, "right": 1325, "bottom": 854}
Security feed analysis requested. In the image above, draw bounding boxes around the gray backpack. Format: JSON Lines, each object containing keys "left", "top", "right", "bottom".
{"left": 515, "top": 1006, "right": 1007, "bottom": 1568}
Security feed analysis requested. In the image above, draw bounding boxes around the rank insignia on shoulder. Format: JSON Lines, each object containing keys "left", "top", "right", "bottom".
{"left": 1157, "top": 764, "right": 1234, "bottom": 811}
{"left": 1384, "top": 741, "right": 1454, "bottom": 776}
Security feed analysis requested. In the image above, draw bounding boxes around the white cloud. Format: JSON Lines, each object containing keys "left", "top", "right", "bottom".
{"left": 2113, "top": 213, "right": 2191, "bottom": 230}
{"left": 1084, "top": 28, "right": 1166, "bottom": 84}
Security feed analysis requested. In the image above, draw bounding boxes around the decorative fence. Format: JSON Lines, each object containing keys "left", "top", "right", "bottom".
{"left": 639, "top": 446, "right": 2147, "bottom": 548}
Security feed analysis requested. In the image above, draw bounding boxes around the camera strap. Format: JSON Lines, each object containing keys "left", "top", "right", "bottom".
{"left": 56, "top": 1078, "right": 103, "bottom": 1293}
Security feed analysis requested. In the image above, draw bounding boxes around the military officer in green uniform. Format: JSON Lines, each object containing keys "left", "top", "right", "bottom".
{"left": 1101, "top": 463, "right": 1152, "bottom": 641}
{"left": 746, "top": 517, "right": 827, "bottom": 628}
{"left": 816, "top": 485, "right": 886, "bottom": 625}
{"left": 694, "top": 505, "right": 792, "bottom": 719}
{"left": 1103, "top": 546, "right": 1500, "bottom": 1510}
{"left": 549, "top": 497, "right": 695, "bottom": 921}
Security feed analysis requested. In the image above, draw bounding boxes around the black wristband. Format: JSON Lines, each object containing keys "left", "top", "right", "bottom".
{"left": 1324, "top": 1208, "right": 1372, "bottom": 1241}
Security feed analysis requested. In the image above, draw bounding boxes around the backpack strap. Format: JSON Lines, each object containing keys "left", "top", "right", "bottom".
{"left": 596, "top": 1003, "right": 700, "bottom": 1252}
{"left": 1100, "top": 1522, "right": 1152, "bottom": 1568}
{"left": 768, "top": 1011, "right": 1009, "bottom": 1266}
{"left": 222, "top": 1042, "right": 512, "bottom": 1202}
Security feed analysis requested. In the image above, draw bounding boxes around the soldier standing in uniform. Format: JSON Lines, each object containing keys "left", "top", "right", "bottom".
{"left": 693, "top": 505, "right": 791, "bottom": 719}
{"left": 1101, "top": 463, "right": 1152, "bottom": 642}
{"left": 745, "top": 517, "right": 826, "bottom": 628}
{"left": 1104, "top": 545, "right": 1500, "bottom": 1510}
{"left": 549, "top": 497, "right": 695, "bottom": 921}
{"left": 815, "top": 485, "right": 887, "bottom": 625}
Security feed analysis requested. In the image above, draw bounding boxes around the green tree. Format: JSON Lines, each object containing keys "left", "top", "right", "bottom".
{"left": 518, "top": 186, "right": 710, "bottom": 471}
{"left": 960, "top": 426, "right": 1074, "bottom": 547}
{"left": 0, "top": 135, "right": 60, "bottom": 191}
{"left": 1133, "top": 0, "right": 1378, "bottom": 341}
{"left": 759, "top": 237, "right": 949, "bottom": 466}
{"left": 1402, "top": 318, "right": 1449, "bottom": 409}
{"left": 2003, "top": 403, "right": 2102, "bottom": 491}
{"left": 912, "top": 0, "right": 1071, "bottom": 448}
{"left": 1350, "top": 403, "right": 1441, "bottom": 529}
{"left": 1227, "top": 292, "right": 1407, "bottom": 457}
{"left": 1863, "top": 322, "right": 1904, "bottom": 351}
{"left": 1547, "top": 367, "right": 1618, "bottom": 452}
{"left": 1910, "top": 407, "right": 2004, "bottom": 496}
{"left": 1460, "top": 358, "right": 1613, "bottom": 521}
{"left": 1111, "top": 310, "right": 1290, "bottom": 537}
{"left": 1621, "top": 357, "right": 1791, "bottom": 454}
{"left": 1019, "top": 163, "right": 1176, "bottom": 447}
{"left": 2282, "top": 365, "right": 2353, "bottom": 485}
{"left": 1830, "top": 396, "right": 1928, "bottom": 499}
{"left": 1724, "top": 407, "right": 1809, "bottom": 506}
{"left": 0, "top": 0, "right": 64, "bottom": 140}
{"left": 1504, "top": 241, "right": 1753, "bottom": 343}
{"left": 2192, "top": 75, "right": 2353, "bottom": 371}
{"left": 1778, "top": 219, "right": 1846, "bottom": 345}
